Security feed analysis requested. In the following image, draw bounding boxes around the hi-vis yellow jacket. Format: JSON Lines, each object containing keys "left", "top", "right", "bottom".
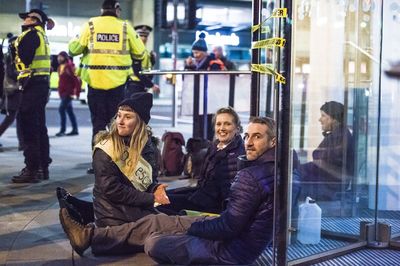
{"left": 130, "top": 49, "right": 152, "bottom": 82}
{"left": 69, "top": 16, "right": 146, "bottom": 90}
{"left": 15, "top": 26, "right": 51, "bottom": 80}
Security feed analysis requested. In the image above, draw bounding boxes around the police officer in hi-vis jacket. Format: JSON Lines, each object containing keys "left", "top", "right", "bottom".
{"left": 125, "top": 25, "right": 160, "bottom": 98}
{"left": 12, "top": 9, "right": 55, "bottom": 183}
{"left": 69, "top": 0, "right": 147, "bottom": 173}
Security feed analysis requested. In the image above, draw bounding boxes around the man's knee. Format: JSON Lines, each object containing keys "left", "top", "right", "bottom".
{"left": 144, "top": 233, "right": 170, "bottom": 263}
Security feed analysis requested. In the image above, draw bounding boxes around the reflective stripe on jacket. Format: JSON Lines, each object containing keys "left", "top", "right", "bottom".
{"left": 15, "top": 26, "right": 50, "bottom": 80}
{"left": 69, "top": 16, "right": 147, "bottom": 90}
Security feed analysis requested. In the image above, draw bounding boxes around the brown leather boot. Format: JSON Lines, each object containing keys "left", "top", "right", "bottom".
{"left": 12, "top": 167, "right": 40, "bottom": 183}
{"left": 59, "top": 208, "right": 94, "bottom": 256}
{"left": 37, "top": 168, "right": 49, "bottom": 180}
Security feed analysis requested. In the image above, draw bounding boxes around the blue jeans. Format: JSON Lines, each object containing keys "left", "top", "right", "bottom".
{"left": 59, "top": 96, "right": 78, "bottom": 133}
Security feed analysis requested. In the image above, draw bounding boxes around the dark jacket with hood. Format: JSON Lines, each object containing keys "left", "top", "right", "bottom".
{"left": 188, "top": 134, "right": 245, "bottom": 212}
{"left": 93, "top": 138, "right": 159, "bottom": 227}
{"left": 187, "top": 148, "right": 276, "bottom": 265}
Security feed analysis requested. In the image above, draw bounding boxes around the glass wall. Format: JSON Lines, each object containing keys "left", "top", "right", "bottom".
{"left": 282, "top": 0, "right": 400, "bottom": 264}
{"left": 376, "top": 0, "right": 400, "bottom": 237}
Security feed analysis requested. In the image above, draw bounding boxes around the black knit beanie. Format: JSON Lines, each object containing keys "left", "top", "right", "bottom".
{"left": 192, "top": 32, "right": 208, "bottom": 52}
{"left": 320, "top": 101, "right": 344, "bottom": 124}
{"left": 118, "top": 92, "right": 153, "bottom": 124}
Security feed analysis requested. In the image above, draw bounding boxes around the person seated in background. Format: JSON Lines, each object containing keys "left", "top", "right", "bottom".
{"left": 157, "top": 106, "right": 245, "bottom": 215}
{"left": 212, "top": 46, "right": 236, "bottom": 70}
{"left": 58, "top": 93, "right": 170, "bottom": 227}
{"left": 299, "top": 101, "right": 355, "bottom": 201}
{"left": 184, "top": 32, "right": 226, "bottom": 71}
{"left": 59, "top": 116, "right": 277, "bottom": 265}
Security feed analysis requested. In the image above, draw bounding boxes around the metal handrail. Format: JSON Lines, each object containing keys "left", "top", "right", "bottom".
{"left": 140, "top": 70, "right": 252, "bottom": 75}
{"left": 140, "top": 70, "right": 250, "bottom": 134}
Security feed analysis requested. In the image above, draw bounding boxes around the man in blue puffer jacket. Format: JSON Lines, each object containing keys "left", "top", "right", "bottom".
{"left": 59, "top": 116, "right": 277, "bottom": 265}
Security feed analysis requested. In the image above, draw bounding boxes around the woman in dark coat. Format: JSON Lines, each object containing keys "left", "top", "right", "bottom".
{"left": 300, "top": 101, "right": 354, "bottom": 201}
{"left": 158, "top": 106, "right": 245, "bottom": 215}
{"left": 57, "top": 93, "right": 169, "bottom": 227}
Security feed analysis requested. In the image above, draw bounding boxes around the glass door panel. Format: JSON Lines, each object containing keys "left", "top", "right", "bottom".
{"left": 288, "top": 0, "right": 383, "bottom": 262}
{"left": 376, "top": 0, "right": 400, "bottom": 237}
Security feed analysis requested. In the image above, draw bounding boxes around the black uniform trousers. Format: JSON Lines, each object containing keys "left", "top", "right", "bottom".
{"left": 87, "top": 84, "right": 124, "bottom": 146}
{"left": 17, "top": 76, "right": 50, "bottom": 171}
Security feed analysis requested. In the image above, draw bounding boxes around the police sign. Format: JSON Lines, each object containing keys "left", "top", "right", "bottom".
{"left": 97, "top": 33, "right": 120, "bottom": 42}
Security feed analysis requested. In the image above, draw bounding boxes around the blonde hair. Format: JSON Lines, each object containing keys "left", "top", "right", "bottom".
{"left": 95, "top": 106, "right": 149, "bottom": 174}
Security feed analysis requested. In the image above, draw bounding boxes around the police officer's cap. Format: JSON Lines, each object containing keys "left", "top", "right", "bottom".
{"left": 102, "top": 0, "right": 121, "bottom": 10}
{"left": 134, "top": 25, "right": 153, "bottom": 37}
{"left": 19, "top": 9, "right": 54, "bottom": 30}
{"left": 19, "top": 9, "right": 49, "bottom": 23}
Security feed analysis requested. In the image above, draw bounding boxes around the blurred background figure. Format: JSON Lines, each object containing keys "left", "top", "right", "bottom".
{"left": 0, "top": 33, "right": 5, "bottom": 149}
{"left": 184, "top": 32, "right": 225, "bottom": 71}
{"left": 125, "top": 24, "right": 160, "bottom": 98}
{"left": 0, "top": 34, "right": 24, "bottom": 150}
{"left": 55, "top": 51, "right": 79, "bottom": 137}
{"left": 212, "top": 46, "right": 236, "bottom": 70}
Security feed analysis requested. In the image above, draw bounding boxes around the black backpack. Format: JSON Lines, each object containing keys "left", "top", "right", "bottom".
{"left": 183, "top": 138, "right": 211, "bottom": 179}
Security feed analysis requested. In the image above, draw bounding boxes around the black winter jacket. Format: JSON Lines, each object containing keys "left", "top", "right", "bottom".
{"left": 188, "top": 134, "right": 245, "bottom": 212}
{"left": 300, "top": 125, "right": 354, "bottom": 201}
{"left": 187, "top": 148, "right": 276, "bottom": 265}
{"left": 93, "top": 139, "right": 159, "bottom": 227}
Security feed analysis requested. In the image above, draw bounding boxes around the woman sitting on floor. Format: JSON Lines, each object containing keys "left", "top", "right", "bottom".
{"left": 157, "top": 106, "right": 245, "bottom": 215}
{"left": 57, "top": 93, "right": 169, "bottom": 226}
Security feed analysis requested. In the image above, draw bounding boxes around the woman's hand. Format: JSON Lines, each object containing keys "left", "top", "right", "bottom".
{"left": 185, "top": 56, "right": 193, "bottom": 66}
{"left": 154, "top": 184, "right": 170, "bottom": 205}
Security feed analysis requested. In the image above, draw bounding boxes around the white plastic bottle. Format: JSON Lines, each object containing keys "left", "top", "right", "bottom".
{"left": 297, "top": 197, "right": 322, "bottom": 244}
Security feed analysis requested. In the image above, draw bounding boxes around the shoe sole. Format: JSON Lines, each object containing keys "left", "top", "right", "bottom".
{"left": 56, "top": 187, "right": 65, "bottom": 200}
{"left": 56, "top": 188, "right": 87, "bottom": 224}
{"left": 12, "top": 178, "right": 40, "bottom": 183}
{"left": 38, "top": 175, "right": 49, "bottom": 180}
{"left": 59, "top": 208, "right": 85, "bottom": 256}
{"left": 56, "top": 187, "right": 71, "bottom": 207}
